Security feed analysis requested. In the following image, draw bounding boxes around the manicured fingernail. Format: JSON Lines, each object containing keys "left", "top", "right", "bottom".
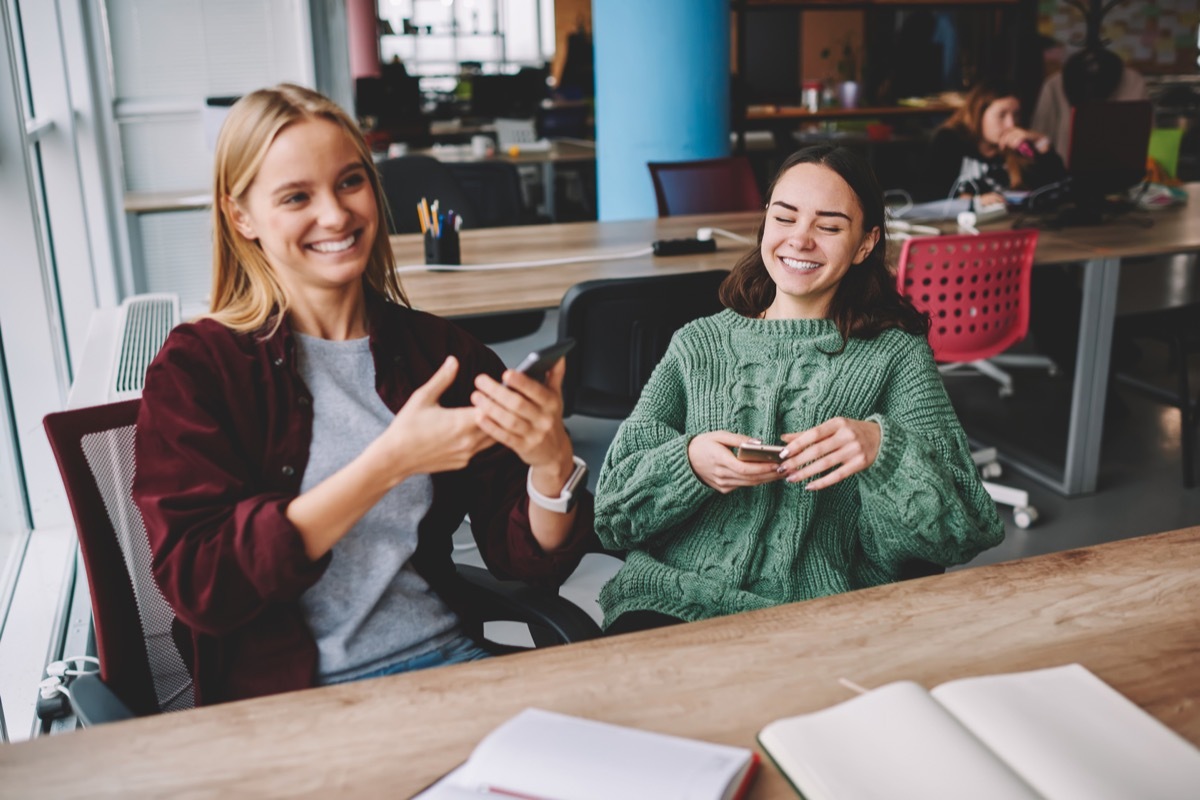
{"left": 778, "top": 449, "right": 789, "bottom": 459}
{"left": 787, "top": 473, "right": 802, "bottom": 483}
{"left": 776, "top": 465, "right": 787, "bottom": 474}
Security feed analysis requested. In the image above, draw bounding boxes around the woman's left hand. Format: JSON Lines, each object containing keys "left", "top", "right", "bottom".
{"left": 471, "top": 357, "right": 573, "bottom": 473}
{"left": 778, "top": 417, "right": 881, "bottom": 490}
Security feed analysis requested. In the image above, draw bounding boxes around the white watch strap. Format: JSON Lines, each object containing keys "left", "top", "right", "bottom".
{"left": 527, "top": 456, "right": 587, "bottom": 513}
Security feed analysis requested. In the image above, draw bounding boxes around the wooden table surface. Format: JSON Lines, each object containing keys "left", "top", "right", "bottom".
{"left": 3, "top": 527, "right": 1197, "bottom": 798}
{"left": 391, "top": 205, "right": 1143, "bottom": 319}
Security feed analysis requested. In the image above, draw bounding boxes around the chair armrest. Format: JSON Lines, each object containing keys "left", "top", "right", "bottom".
{"left": 68, "top": 673, "right": 136, "bottom": 727}
{"left": 454, "top": 564, "right": 603, "bottom": 645}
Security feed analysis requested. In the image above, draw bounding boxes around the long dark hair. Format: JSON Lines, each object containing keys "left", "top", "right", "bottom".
{"left": 719, "top": 145, "right": 929, "bottom": 352}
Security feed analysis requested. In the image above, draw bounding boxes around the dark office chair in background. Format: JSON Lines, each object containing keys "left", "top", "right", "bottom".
{"left": 647, "top": 156, "right": 762, "bottom": 217}
{"left": 445, "top": 160, "right": 540, "bottom": 228}
{"left": 377, "top": 155, "right": 480, "bottom": 235}
{"left": 379, "top": 156, "right": 545, "bottom": 343}
{"left": 41, "top": 400, "right": 601, "bottom": 725}
{"left": 557, "top": 271, "right": 728, "bottom": 419}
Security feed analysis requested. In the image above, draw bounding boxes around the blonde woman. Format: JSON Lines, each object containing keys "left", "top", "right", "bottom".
{"left": 133, "top": 84, "right": 592, "bottom": 705}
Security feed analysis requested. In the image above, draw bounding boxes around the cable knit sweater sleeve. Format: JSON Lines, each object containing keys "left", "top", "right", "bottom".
{"left": 855, "top": 335, "right": 1005, "bottom": 572}
{"left": 594, "top": 335, "right": 715, "bottom": 551}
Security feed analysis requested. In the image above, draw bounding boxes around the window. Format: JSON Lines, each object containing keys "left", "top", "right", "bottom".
{"left": 0, "top": 0, "right": 122, "bottom": 741}
{"left": 379, "top": 0, "right": 555, "bottom": 90}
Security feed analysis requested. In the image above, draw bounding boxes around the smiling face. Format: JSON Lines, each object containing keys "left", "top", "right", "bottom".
{"left": 980, "top": 95, "right": 1020, "bottom": 147}
{"left": 759, "top": 162, "right": 879, "bottom": 320}
{"left": 226, "top": 117, "right": 378, "bottom": 301}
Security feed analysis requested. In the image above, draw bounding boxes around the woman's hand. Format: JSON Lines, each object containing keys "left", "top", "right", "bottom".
{"left": 997, "top": 127, "right": 1050, "bottom": 156}
{"left": 289, "top": 356, "right": 492, "bottom": 560}
{"left": 471, "top": 357, "right": 573, "bottom": 474}
{"left": 371, "top": 356, "right": 494, "bottom": 481}
{"left": 779, "top": 417, "right": 881, "bottom": 490}
{"left": 473, "top": 358, "right": 578, "bottom": 551}
{"left": 687, "top": 432, "right": 784, "bottom": 494}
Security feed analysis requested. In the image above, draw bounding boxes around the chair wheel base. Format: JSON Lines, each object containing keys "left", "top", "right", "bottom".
{"left": 1013, "top": 506, "right": 1039, "bottom": 529}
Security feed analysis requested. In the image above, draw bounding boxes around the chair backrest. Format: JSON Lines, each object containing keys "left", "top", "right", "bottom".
{"left": 647, "top": 156, "right": 762, "bottom": 218}
{"left": 377, "top": 155, "right": 481, "bottom": 235}
{"left": 896, "top": 230, "right": 1040, "bottom": 364}
{"left": 43, "top": 400, "right": 194, "bottom": 717}
{"left": 445, "top": 160, "right": 531, "bottom": 228}
{"left": 557, "top": 271, "right": 728, "bottom": 418}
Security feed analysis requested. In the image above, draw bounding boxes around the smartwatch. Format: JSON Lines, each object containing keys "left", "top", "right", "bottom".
{"left": 527, "top": 456, "right": 588, "bottom": 514}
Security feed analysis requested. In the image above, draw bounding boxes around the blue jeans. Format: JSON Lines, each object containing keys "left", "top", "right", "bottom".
{"left": 329, "top": 636, "right": 492, "bottom": 685}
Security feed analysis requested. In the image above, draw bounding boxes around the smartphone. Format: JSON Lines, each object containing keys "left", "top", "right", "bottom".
{"left": 733, "top": 443, "right": 785, "bottom": 463}
{"left": 511, "top": 338, "right": 576, "bottom": 382}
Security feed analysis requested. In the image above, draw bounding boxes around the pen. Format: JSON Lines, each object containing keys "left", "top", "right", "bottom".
{"left": 431, "top": 200, "right": 440, "bottom": 237}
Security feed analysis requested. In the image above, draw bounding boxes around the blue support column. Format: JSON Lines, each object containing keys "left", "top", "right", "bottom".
{"left": 593, "top": 1, "right": 730, "bottom": 221}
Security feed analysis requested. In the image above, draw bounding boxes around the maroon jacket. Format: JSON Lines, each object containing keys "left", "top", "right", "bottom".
{"left": 133, "top": 292, "right": 593, "bottom": 705}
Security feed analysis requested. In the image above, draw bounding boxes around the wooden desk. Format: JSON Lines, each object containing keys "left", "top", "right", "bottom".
{"left": 744, "top": 102, "right": 956, "bottom": 124}
{"left": 394, "top": 212, "right": 758, "bottom": 317}
{"left": 3, "top": 528, "right": 1197, "bottom": 798}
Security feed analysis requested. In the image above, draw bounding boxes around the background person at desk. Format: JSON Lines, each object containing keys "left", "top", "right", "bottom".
{"left": 593, "top": 146, "right": 1003, "bottom": 634}
{"left": 918, "top": 80, "right": 1065, "bottom": 206}
{"left": 133, "top": 84, "right": 592, "bottom": 706}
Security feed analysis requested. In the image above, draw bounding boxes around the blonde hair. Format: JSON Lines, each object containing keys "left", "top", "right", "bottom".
{"left": 206, "top": 83, "right": 407, "bottom": 334}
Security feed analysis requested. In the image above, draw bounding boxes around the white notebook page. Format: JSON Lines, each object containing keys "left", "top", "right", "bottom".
{"left": 758, "top": 681, "right": 1039, "bottom": 800}
{"left": 455, "top": 708, "right": 752, "bottom": 800}
{"left": 932, "top": 663, "right": 1200, "bottom": 800}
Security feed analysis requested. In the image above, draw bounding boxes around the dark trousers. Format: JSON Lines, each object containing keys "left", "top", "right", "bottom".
{"left": 605, "top": 609, "right": 686, "bottom": 636}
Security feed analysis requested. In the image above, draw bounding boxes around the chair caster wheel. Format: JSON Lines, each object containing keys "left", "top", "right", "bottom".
{"left": 980, "top": 462, "right": 1003, "bottom": 480}
{"left": 1013, "top": 506, "right": 1038, "bottom": 529}
{"left": 998, "top": 386, "right": 1014, "bottom": 398}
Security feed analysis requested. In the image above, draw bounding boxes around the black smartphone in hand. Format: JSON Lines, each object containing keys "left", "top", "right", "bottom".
{"left": 510, "top": 338, "right": 576, "bottom": 383}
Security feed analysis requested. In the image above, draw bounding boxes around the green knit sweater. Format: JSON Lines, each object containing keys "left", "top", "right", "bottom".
{"left": 594, "top": 309, "right": 1004, "bottom": 626}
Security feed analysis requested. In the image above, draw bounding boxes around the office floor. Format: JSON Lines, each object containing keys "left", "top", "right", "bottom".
{"left": 464, "top": 312, "right": 1200, "bottom": 628}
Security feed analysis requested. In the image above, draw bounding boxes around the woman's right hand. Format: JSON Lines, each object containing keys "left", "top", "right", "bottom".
{"left": 369, "top": 356, "right": 495, "bottom": 483}
{"left": 687, "top": 431, "right": 784, "bottom": 494}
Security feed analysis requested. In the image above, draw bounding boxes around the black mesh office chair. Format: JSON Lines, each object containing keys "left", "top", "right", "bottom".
{"left": 445, "top": 160, "right": 539, "bottom": 228}
{"left": 42, "top": 400, "right": 600, "bottom": 725}
{"left": 379, "top": 155, "right": 544, "bottom": 343}
{"left": 378, "top": 155, "right": 480, "bottom": 235}
{"left": 557, "top": 271, "right": 729, "bottom": 419}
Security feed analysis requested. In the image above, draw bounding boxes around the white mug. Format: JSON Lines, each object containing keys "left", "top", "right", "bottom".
{"left": 471, "top": 135, "right": 492, "bottom": 157}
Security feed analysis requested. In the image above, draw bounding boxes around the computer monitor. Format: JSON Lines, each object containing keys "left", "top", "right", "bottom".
{"left": 470, "top": 69, "right": 547, "bottom": 119}
{"left": 1044, "top": 99, "right": 1152, "bottom": 225}
{"left": 1067, "top": 100, "right": 1152, "bottom": 197}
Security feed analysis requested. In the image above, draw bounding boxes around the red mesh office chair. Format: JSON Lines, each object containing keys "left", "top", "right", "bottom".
{"left": 647, "top": 156, "right": 762, "bottom": 217}
{"left": 43, "top": 401, "right": 601, "bottom": 724}
{"left": 896, "top": 229, "right": 1041, "bottom": 528}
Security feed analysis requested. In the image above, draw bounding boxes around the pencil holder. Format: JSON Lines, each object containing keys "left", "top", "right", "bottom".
{"left": 424, "top": 230, "right": 461, "bottom": 266}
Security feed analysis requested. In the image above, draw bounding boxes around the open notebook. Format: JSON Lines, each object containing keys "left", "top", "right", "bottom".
{"left": 416, "top": 707, "right": 759, "bottom": 800}
{"left": 758, "top": 663, "right": 1200, "bottom": 799}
